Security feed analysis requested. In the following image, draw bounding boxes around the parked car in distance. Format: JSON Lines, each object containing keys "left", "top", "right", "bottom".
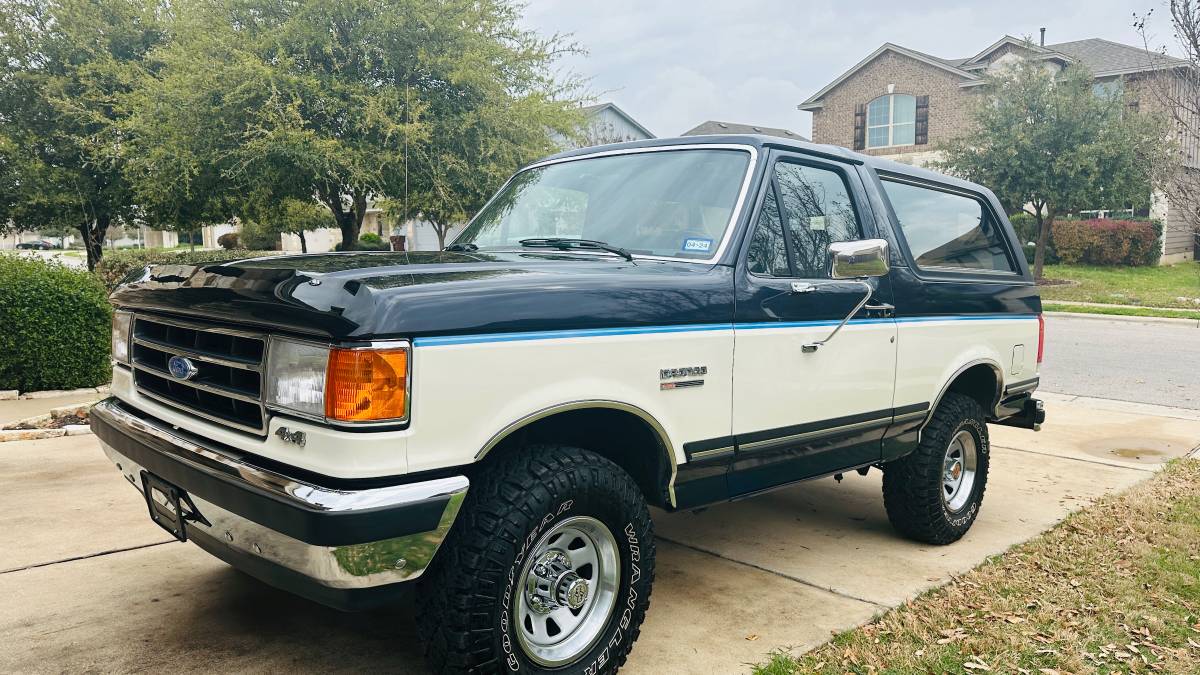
{"left": 15, "top": 239, "right": 54, "bottom": 250}
{"left": 94, "top": 134, "right": 1044, "bottom": 674}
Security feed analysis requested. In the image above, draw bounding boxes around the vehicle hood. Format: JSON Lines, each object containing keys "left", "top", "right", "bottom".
{"left": 110, "top": 250, "right": 735, "bottom": 339}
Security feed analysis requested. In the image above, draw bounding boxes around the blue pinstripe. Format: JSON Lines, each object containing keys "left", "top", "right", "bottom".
{"left": 412, "top": 314, "right": 1038, "bottom": 347}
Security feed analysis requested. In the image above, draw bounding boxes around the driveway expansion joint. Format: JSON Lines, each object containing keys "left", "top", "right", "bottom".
{"left": 657, "top": 535, "right": 891, "bottom": 609}
{"left": 993, "top": 444, "right": 1158, "bottom": 473}
{"left": 0, "top": 540, "right": 177, "bottom": 576}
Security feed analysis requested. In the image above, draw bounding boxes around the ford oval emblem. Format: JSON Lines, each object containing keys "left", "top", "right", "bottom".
{"left": 167, "top": 355, "right": 199, "bottom": 380}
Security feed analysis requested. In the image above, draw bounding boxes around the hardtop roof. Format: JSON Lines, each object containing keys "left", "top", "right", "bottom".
{"left": 535, "top": 134, "right": 991, "bottom": 196}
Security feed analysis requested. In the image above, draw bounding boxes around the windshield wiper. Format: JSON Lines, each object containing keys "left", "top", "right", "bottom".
{"left": 444, "top": 242, "right": 478, "bottom": 252}
{"left": 518, "top": 238, "right": 634, "bottom": 261}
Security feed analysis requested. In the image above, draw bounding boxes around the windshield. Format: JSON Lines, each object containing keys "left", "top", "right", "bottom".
{"left": 454, "top": 148, "right": 752, "bottom": 260}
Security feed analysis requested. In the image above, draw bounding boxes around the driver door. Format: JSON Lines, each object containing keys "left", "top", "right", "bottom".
{"left": 729, "top": 152, "right": 898, "bottom": 495}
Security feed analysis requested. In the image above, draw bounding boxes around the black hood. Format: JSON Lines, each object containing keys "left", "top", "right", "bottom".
{"left": 110, "top": 250, "right": 735, "bottom": 340}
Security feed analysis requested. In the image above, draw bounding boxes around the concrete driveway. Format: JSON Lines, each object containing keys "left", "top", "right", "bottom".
{"left": 1, "top": 394, "right": 1197, "bottom": 674}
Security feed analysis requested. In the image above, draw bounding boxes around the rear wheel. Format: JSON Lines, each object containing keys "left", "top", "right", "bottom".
{"left": 418, "top": 444, "right": 655, "bottom": 674}
{"left": 882, "top": 392, "right": 990, "bottom": 544}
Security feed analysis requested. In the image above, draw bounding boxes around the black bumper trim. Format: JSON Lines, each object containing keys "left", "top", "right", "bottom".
{"left": 91, "top": 401, "right": 448, "bottom": 547}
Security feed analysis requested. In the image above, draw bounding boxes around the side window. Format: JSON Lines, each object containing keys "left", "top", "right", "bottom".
{"left": 775, "top": 162, "right": 863, "bottom": 277}
{"left": 881, "top": 179, "right": 1015, "bottom": 272}
{"left": 746, "top": 182, "right": 790, "bottom": 276}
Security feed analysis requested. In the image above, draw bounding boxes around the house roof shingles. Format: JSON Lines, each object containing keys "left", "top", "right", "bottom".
{"left": 682, "top": 120, "right": 808, "bottom": 141}
{"left": 1046, "top": 38, "right": 1186, "bottom": 75}
{"left": 800, "top": 37, "right": 1188, "bottom": 108}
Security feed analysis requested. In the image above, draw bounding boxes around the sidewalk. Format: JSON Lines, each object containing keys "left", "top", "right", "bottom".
{"left": 1047, "top": 299, "right": 1198, "bottom": 311}
{"left": 1044, "top": 303, "right": 1200, "bottom": 327}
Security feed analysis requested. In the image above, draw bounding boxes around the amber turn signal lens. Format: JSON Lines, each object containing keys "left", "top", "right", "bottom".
{"left": 325, "top": 347, "right": 409, "bottom": 422}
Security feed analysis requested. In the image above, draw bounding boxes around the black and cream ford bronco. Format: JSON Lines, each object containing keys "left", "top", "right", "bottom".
{"left": 94, "top": 135, "right": 1045, "bottom": 673}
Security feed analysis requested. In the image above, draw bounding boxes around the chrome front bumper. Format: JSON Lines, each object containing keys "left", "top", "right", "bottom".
{"left": 91, "top": 399, "right": 468, "bottom": 609}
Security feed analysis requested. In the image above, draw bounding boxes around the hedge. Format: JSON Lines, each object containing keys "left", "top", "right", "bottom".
{"left": 94, "top": 248, "right": 280, "bottom": 291}
{"left": 0, "top": 256, "right": 112, "bottom": 392}
{"left": 1052, "top": 219, "right": 1162, "bottom": 266}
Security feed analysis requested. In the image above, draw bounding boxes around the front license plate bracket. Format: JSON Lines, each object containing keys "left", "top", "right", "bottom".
{"left": 141, "top": 471, "right": 207, "bottom": 541}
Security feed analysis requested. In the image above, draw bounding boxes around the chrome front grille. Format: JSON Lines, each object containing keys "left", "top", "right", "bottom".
{"left": 131, "top": 315, "right": 268, "bottom": 434}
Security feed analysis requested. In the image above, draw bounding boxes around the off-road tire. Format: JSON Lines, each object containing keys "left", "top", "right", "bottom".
{"left": 882, "top": 392, "right": 990, "bottom": 545}
{"left": 418, "top": 445, "right": 655, "bottom": 674}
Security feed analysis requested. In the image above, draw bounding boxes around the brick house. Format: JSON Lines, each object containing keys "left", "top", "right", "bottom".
{"left": 798, "top": 35, "right": 1196, "bottom": 263}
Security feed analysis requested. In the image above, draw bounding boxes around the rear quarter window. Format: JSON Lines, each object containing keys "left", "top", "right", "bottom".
{"left": 881, "top": 179, "right": 1015, "bottom": 273}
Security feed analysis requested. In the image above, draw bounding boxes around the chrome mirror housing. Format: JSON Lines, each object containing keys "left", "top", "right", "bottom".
{"left": 829, "top": 239, "right": 889, "bottom": 279}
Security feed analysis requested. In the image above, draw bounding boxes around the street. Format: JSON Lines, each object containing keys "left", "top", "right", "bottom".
{"left": 1040, "top": 314, "right": 1200, "bottom": 410}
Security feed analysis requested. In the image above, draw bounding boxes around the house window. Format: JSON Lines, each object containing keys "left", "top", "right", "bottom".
{"left": 866, "top": 94, "right": 916, "bottom": 148}
{"left": 1092, "top": 80, "right": 1121, "bottom": 100}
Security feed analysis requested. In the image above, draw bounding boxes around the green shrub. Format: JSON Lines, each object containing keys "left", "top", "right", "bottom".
{"left": 216, "top": 232, "right": 240, "bottom": 249}
{"left": 1052, "top": 219, "right": 1162, "bottom": 266}
{"left": 360, "top": 232, "right": 390, "bottom": 250}
{"left": 333, "top": 232, "right": 391, "bottom": 251}
{"left": 0, "top": 256, "right": 112, "bottom": 392}
{"left": 94, "top": 248, "right": 280, "bottom": 291}
{"left": 239, "top": 220, "right": 283, "bottom": 250}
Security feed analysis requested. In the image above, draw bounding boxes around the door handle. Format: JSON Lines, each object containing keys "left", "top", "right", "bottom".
{"left": 790, "top": 281, "right": 817, "bottom": 294}
{"left": 864, "top": 302, "right": 895, "bottom": 317}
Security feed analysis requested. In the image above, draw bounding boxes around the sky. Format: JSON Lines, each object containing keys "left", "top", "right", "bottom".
{"left": 520, "top": 0, "right": 1181, "bottom": 139}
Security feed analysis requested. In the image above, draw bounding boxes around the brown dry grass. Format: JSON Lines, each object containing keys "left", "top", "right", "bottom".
{"left": 753, "top": 459, "right": 1200, "bottom": 675}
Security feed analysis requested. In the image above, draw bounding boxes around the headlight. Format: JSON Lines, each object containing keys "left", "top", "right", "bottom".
{"left": 266, "top": 338, "right": 410, "bottom": 424}
{"left": 112, "top": 310, "right": 133, "bottom": 364}
{"left": 266, "top": 338, "right": 330, "bottom": 419}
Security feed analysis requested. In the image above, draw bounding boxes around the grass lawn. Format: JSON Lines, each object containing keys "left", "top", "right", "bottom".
{"left": 1039, "top": 262, "right": 1200, "bottom": 309}
{"left": 1043, "top": 302, "right": 1200, "bottom": 321}
{"left": 754, "top": 459, "right": 1200, "bottom": 675}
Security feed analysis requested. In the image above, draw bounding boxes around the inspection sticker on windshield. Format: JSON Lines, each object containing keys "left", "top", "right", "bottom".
{"left": 682, "top": 238, "right": 713, "bottom": 253}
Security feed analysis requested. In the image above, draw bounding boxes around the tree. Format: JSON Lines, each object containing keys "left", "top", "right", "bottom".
{"left": 1136, "top": 3, "right": 1200, "bottom": 252}
{"left": 240, "top": 198, "right": 334, "bottom": 253}
{"left": 127, "top": 0, "right": 583, "bottom": 252}
{"left": 0, "top": 0, "right": 164, "bottom": 269}
{"left": 937, "top": 59, "right": 1171, "bottom": 278}
{"left": 399, "top": 92, "right": 584, "bottom": 250}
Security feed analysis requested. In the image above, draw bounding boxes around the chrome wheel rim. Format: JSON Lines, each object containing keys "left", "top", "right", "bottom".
{"left": 515, "top": 516, "right": 620, "bottom": 667}
{"left": 942, "top": 429, "right": 978, "bottom": 512}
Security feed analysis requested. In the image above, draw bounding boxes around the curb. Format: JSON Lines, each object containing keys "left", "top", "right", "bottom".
{"left": 14, "top": 385, "right": 110, "bottom": 400}
{"left": 1043, "top": 311, "right": 1200, "bottom": 328}
{"left": 1039, "top": 391, "right": 1200, "bottom": 422}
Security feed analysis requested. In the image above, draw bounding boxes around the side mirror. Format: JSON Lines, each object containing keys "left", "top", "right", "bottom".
{"left": 801, "top": 239, "right": 891, "bottom": 354}
{"left": 829, "top": 239, "right": 889, "bottom": 279}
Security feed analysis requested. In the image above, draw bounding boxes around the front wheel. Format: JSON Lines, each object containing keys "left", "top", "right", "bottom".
{"left": 418, "top": 445, "right": 655, "bottom": 674}
{"left": 882, "top": 392, "right": 990, "bottom": 544}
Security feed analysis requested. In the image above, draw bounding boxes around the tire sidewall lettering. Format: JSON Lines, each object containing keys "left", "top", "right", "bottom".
{"left": 943, "top": 418, "right": 988, "bottom": 528}
{"left": 502, "top": 508, "right": 645, "bottom": 673}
